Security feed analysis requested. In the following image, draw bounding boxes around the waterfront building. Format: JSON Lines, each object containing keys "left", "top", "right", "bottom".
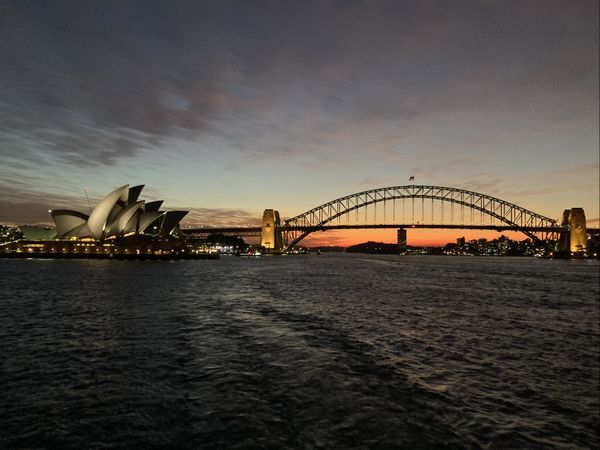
{"left": 0, "top": 184, "right": 196, "bottom": 259}
{"left": 50, "top": 184, "right": 187, "bottom": 241}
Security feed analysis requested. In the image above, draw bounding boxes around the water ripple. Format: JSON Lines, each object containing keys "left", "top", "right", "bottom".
{"left": 1, "top": 255, "right": 598, "bottom": 449}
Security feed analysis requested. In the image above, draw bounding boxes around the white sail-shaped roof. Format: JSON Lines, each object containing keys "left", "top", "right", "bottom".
{"left": 49, "top": 183, "right": 187, "bottom": 241}
{"left": 138, "top": 211, "right": 164, "bottom": 234}
{"left": 127, "top": 185, "right": 145, "bottom": 204}
{"left": 51, "top": 210, "right": 89, "bottom": 238}
{"left": 144, "top": 201, "right": 163, "bottom": 212}
{"left": 161, "top": 211, "right": 188, "bottom": 235}
{"left": 87, "top": 185, "right": 129, "bottom": 240}
{"left": 106, "top": 201, "right": 144, "bottom": 237}
{"left": 106, "top": 204, "right": 124, "bottom": 229}
{"left": 70, "top": 223, "right": 93, "bottom": 238}
{"left": 123, "top": 212, "right": 140, "bottom": 234}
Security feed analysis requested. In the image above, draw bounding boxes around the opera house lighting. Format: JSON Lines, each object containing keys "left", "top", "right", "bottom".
{"left": 1, "top": 184, "right": 221, "bottom": 259}
{"left": 50, "top": 184, "right": 187, "bottom": 241}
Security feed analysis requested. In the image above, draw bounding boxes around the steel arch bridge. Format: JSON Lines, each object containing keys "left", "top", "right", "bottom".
{"left": 282, "top": 185, "right": 559, "bottom": 251}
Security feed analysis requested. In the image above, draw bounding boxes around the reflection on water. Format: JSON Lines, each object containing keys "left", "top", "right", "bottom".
{"left": 1, "top": 255, "right": 598, "bottom": 449}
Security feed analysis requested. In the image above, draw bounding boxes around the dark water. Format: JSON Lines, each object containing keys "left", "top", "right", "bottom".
{"left": 1, "top": 255, "right": 598, "bottom": 449}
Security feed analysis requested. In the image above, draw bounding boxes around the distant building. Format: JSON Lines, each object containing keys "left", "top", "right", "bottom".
{"left": 397, "top": 228, "right": 407, "bottom": 249}
{"left": 0, "top": 225, "right": 23, "bottom": 244}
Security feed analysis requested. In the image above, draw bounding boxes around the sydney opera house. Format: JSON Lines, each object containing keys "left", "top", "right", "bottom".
{"left": 50, "top": 184, "right": 187, "bottom": 241}
{"left": 0, "top": 184, "right": 218, "bottom": 259}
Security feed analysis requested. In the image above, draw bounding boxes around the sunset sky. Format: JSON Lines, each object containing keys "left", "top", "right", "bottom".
{"left": 1, "top": 1, "right": 598, "bottom": 246}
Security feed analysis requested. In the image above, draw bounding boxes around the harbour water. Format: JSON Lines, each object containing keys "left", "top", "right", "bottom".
{"left": 1, "top": 255, "right": 598, "bottom": 449}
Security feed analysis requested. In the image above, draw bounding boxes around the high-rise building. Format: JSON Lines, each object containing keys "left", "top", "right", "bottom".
{"left": 397, "top": 228, "right": 407, "bottom": 250}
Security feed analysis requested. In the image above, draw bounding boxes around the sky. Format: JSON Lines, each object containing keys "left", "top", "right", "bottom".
{"left": 1, "top": 0, "right": 598, "bottom": 246}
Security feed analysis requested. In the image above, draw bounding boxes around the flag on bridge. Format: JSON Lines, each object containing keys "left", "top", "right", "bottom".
{"left": 409, "top": 176, "right": 415, "bottom": 181}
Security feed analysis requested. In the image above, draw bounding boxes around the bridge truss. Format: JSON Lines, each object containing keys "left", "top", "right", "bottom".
{"left": 282, "top": 185, "right": 561, "bottom": 250}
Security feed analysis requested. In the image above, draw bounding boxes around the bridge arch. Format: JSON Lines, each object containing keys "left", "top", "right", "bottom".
{"left": 283, "top": 185, "right": 558, "bottom": 250}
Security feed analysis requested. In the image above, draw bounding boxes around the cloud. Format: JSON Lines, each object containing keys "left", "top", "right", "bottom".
{"left": 0, "top": 201, "right": 53, "bottom": 226}
{"left": 0, "top": 186, "right": 90, "bottom": 226}
{"left": 356, "top": 177, "right": 383, "bottom": 188}
{"left": 499, "top": 164, "right": 600, "bottom": 198}
{"left": 302, "top": 230, "right": 354, "bottom": 247}
{"left": 0, "top": 0, "right": 597, "bottom": 225}
{"left": 0, "top": 183, "right": 263, "bottom": 227}
{"left": 2, "top": 1, "right": 596, "bottom": 166}
{"left": 181, "top": 207, "right": 261, "bottom": 227}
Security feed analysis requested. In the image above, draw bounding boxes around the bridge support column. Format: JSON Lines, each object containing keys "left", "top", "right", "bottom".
{"left": 558, "top": 208, "right": 587, "bottom": 256}
{"left": 261, "top": 209, "right": 283, "bottom": 252}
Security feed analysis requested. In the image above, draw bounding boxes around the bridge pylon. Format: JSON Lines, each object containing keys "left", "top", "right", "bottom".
{"left": 558, "top": 208, "right": 587, "bottom": 256}
{"left": 261, "top": 209, "right": 283, "bottom": 252}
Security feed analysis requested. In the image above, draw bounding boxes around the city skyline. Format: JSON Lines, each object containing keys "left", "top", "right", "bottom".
{"left": 1, "top": 1, "right": 598, "bottom": 246}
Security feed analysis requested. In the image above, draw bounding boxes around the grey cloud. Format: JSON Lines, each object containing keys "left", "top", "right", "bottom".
{"left": 498, "top": 165, "right": 600, "bottom": 199}
{"left": 356, "top": 177, "right": 384, "bottom": 188}
{"left": 181, "top": 207, "right": 261, "bottom": 227}
{"left": 458, "top": 176, "right": 506, "bottom": 196}
{"left": 2, "top": 0, "right": 597, "bottom": 166}
{"left": 0, "top": 0, "right": 597, "bottom": 214}
{"left": 0, "top": 183, "right": 91, "bottom": 225}
{"left": 0, "top": 199, "right": 56, "bottom": 226}
{"left": 0, "top": 180, "right": 263, "bottom": 227}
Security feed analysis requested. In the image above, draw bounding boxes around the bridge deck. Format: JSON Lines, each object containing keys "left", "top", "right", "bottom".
{"left": 183, "top": 224, "right": 600, "bottom": 235}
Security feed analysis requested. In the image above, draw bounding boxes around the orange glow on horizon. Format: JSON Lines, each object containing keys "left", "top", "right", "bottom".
{"left": 302, "top": 229, "right": 528, "bottom": 247}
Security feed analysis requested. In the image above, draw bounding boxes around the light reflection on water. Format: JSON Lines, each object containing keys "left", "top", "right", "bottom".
{"left": 1, "top": 254, "right": 598, "bottom": 449}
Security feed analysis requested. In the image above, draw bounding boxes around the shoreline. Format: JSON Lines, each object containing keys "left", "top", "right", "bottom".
{"left": 0, "top": 252, "right": 219, "bottom": 261}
